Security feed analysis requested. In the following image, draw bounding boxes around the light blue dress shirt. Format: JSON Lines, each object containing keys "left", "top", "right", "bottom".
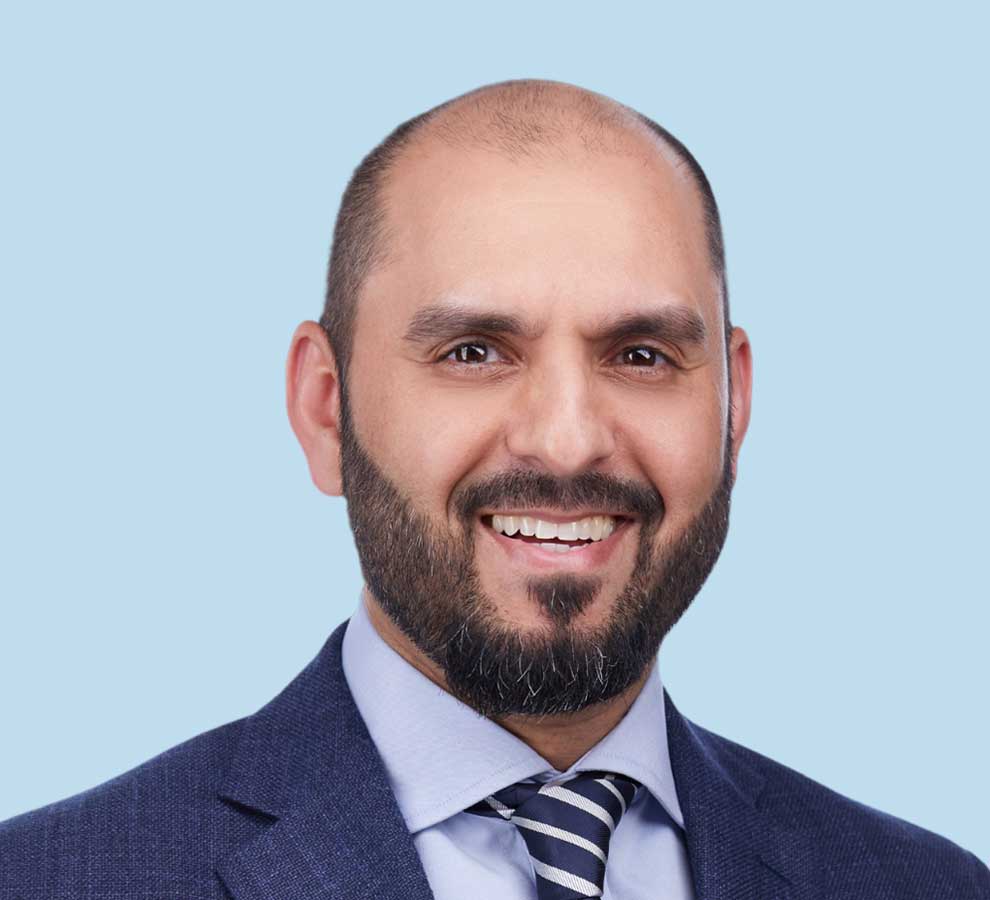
{"left": 341, "top": 592, "right": 697, "bottom": 899}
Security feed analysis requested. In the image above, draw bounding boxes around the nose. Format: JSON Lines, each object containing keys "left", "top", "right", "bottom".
{"left": 504, "top": 359, "right": 616, "bottom": 477}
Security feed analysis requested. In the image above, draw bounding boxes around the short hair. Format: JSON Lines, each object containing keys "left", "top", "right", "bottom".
{"left": 319, "top": 80, "right": 729, "bottom": 388}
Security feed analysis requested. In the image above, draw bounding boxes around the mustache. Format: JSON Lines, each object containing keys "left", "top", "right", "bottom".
{"left": 453, "top": 468, "right": 665, "bottom": 523}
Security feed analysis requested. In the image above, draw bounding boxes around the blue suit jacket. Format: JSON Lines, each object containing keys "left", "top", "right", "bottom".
{"left": 2, "top": 622, "right": 987, "bottom": 899}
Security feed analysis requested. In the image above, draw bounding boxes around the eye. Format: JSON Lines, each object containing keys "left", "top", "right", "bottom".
{"left": 441, "top": 340, "right": 505, "bottom": 366}
{"left": 615, "top": 345, "right": 674, "bottom": 371}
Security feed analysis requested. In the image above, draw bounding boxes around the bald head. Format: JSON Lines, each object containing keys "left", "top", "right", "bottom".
{"left": 320, "top": 79, "right": 728, "bottom": 384}
{"left": 419, "top": 80, "right": 661, "bottom": 158}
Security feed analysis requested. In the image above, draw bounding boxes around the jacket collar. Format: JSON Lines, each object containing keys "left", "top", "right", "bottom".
{"left": 665, "top": 689, "right": 824, "bottom": 900}
{"left": 216, "top": 622, "right": 822, "bottom": 900}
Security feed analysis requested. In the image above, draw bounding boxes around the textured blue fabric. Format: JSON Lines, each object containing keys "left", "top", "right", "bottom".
{"left": 0, "top": 621, "right": 987, "bottom": 899}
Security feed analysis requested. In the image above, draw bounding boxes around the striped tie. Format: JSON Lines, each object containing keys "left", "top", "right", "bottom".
{"left": 466, "top": 770, "right": 639, "bottom": 900}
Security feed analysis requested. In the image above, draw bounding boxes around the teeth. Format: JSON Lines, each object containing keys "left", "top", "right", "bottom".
{"left": 535, "top": 520, "right": 557, "bottom": 540}
{"left": 489, "top": 513, "right": 621, "bottom": 542}
{"left": 492, "top": 514, "right": 521, "bottom": 536}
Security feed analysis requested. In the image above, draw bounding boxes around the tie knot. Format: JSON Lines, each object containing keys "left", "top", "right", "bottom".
{"left": 467, "top": 771, "right": 639, "bottom": 899}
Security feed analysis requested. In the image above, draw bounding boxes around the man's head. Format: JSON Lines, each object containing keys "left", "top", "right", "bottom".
{"left": 287, "top": 79, "right": 752, "bottom": 718}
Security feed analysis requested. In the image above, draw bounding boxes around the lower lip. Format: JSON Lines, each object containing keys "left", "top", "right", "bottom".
{"left": 479, "top": 519, "right": 635, "bottom": 572}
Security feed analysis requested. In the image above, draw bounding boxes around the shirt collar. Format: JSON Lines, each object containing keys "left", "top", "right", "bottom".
{"left": 341, "top": 590, "right": 684, "bottom": 833}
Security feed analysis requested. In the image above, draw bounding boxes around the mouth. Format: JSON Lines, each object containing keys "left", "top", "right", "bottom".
{"left": 477, "top": 511, "right": 636, "bottom": 570}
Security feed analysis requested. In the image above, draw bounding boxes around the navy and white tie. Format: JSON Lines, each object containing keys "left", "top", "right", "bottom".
{"left": 466, "top": 770, "right": 639, "bottom": 900}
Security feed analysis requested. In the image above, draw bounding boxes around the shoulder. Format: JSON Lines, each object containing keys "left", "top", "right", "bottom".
{"left": 0, "top": 718, "right": 250, "bottom": 900}
{"left": 694, "top": 720, "right": 990, "bottom": 898}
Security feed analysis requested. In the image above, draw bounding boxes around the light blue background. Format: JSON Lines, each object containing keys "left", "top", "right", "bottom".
{"left": 2, "top": 0, "right": 987, "bottom": 864}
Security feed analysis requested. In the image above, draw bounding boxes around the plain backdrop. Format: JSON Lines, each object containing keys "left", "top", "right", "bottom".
{"left": 1, "top": 0, "right": 987, "bottom": 863}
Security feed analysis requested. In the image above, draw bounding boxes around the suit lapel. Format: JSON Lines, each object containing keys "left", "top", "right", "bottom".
{"left": 215, "top": 624, "right": 434, "bottom": 900}
{"left": 665, "top": 690, "right": 824, "bottom": 900}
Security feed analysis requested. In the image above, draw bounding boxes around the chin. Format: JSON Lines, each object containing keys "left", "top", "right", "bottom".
{"left": 482, "top": 574, "right": 612, "bottom": 632}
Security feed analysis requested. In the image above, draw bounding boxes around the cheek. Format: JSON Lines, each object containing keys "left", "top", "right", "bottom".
{"left": 624, "top": 390, "right": 725, "bottom": 515}
{"left": 353, "top": 374, "right": 502, "bottom": 513}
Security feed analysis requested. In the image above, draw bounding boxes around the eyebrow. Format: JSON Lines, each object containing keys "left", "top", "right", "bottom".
{"left": 402, "top": 302, "right": 709, "bottom": 348}
{"left": 594, "top": 308, "right": 709, "bottom": 349}
{"left": 404, "top": 305, "right": 535, "bottom": 344}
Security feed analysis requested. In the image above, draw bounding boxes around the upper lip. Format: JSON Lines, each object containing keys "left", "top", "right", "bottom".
{"left": 478, "top": 509, "right": 633, "bottom": 524}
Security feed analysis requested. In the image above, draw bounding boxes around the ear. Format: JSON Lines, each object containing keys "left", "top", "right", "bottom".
{"left": 727, "top": 325, "right": 753, "bottom": 483}
{"left": 286, "top": 321, "right": 344, "bottom": 496}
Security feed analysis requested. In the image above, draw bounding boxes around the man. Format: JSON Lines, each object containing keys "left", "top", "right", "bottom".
{"left": 1, "top": 79, "right": 986, "bottom": 899}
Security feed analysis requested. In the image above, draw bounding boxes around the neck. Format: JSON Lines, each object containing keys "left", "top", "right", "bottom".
{"left": 495, "top": 672, "right": 650, "bottom": 770}
{"left": 364, "top": 592, "right": 652, "bottom": 771}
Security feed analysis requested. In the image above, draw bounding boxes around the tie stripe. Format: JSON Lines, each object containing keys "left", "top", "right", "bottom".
{"left": 512, "top": 816, "right": 608, "bottom": 863}
{"left": 538, "top": 785, "right": 616, "bottom": 831}
{"left": 596, "top": 776, "right": 629, "bottom": 814}
{"left": 483, "top": 794, "right": 513, "bottom": 819}
{"left": 531, "top": 859, "right": 603, "bottom": 897}
{"left": 466, "top": 771, "right": 639, "bottom": 900}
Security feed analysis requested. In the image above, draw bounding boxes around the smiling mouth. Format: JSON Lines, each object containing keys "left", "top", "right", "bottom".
{"left": 479, "top": 513, "right": 633, "bottom": 552}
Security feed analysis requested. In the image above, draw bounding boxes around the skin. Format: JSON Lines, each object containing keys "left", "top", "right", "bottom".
{"left": 286, "top": 113, "right": 753, "bottom": 770}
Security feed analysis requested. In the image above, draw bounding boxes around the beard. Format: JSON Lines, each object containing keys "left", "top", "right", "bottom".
{"left": 338, "top": 387, "right": 735, "bottom": 719}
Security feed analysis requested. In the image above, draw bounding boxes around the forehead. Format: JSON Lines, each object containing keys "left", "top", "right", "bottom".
{"left": 359, "top": 134, "right": 721, "bottom": 342}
